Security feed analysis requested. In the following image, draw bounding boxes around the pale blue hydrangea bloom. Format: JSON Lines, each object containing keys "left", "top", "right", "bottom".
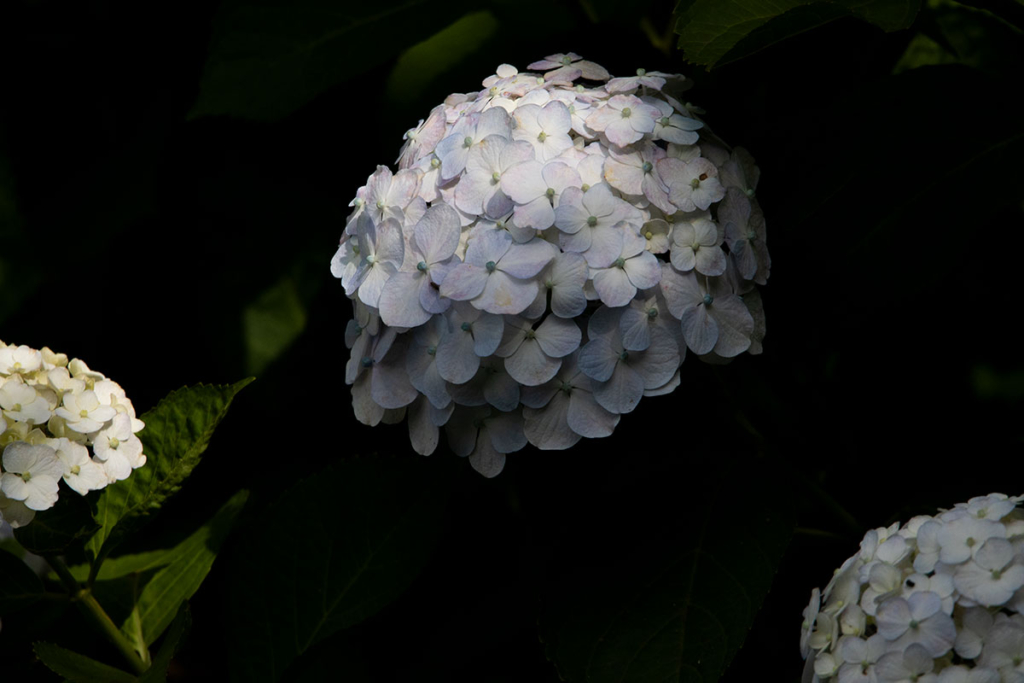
{"left": 332, "top": 55, "right": 771, "bottom": 475}
{"left": 800, "top": 494, "right": 1024, "bottom": 683}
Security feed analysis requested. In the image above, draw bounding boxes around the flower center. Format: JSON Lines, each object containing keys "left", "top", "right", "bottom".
{"left": 110, "top": 437, "right": 120, "bottom": 449}
{"left": 485, "top": 261, "right": 497, "bottom": 272}
{"left": 365, "top": 254, "right": 376, "bottom": 265}
{"left": 463, "top": 136, "right": 473, "bottom": 148}
{"left": 645, "top": 231, "right": 654, "bottom": 239}
{"left": 581, "top": 183, "right": 590, "bottom": 192}
{"left": 560, "top": 381, "right": 572, "bottom": 394}
{"left": 659, "top": 116, "right": 670, "bottom": 127}
{"left": 966, "top": 537, "right": 976, "bottom": 547}
{"left": 642, "top": 161, "right": 652, "bottom": 173}
{"left": 491, "top": 171, "right": 501, "bottom": 184}
{"left": 703, "top": 294, "right": 713, "bottom": 306}
{"left": 619, "top": 350, "right": 629, "bottom": 361}
{"left": 908, "top": 620, "right": 919, "bottom": 630}
{"left": 70, "top": 465, "right": 81, "bottom": 475}
{"left": 525, "top": 329, "right": 536, "bottom": 340}
{"left": 427, "top": 345, "right": 437, "bottom": 356}
{"left": 537, "top": 131, "right": 547, "bottom": 142}
{"left": 690, "top": 178, "right": 701, "bottom": 189}
{"left": 431, "top": 157, "right": 440, "bottom": 168}
{"left": 376, "top": 199, "right": 385, "bottom": 209}
{"left": 417, "top": 261, "right": 428, "bottom": 272}
{"left": 461, "top": 322, "right": 472, "bottom": 332}
{"left": 614, "top": 257, "right": 626, "bottom": 269}
{"left": 992, "top": 569, "right": 1004, "bottom": 580}
{"left": 647, "top": 307, "right": 658, "bottom": 319}
{"left": 561, "top": 55, "right": 573, "bottom": 66}
{"left": 21, "top": 471, "right": 31, "bottom": 482}
{"left": 586, "top": 216, "right": 598, "bottom": 227}
{"left": 361, "top": 357, "right": 373, "bottom": 368}
{"left": 545, "top": 188, "right": 555, "bottom": 199}
{"left": 636, "top": 68, "right": 646, "bottom": 76}
{"left": 80, "top": 409, "right": 89, "bottom": 418}
{"left": 620, "top": 107, "right": 632, "bottom": 118}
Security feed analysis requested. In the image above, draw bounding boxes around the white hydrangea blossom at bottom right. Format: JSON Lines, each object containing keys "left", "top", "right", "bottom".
{"left": 800, "top": 493, "right": 1024, "bottom": 683}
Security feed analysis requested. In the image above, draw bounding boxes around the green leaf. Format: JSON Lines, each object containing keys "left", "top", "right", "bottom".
{"left": 226, "top": 455, "right": 451, "bottom": 683}
{"left": 86, "top": 378, "right": 253, "bottom": 563}
{"left": 539, "top": 470, "right": 795, "bottom": 683}
{"left": 385, "top": 11, "right": 499, "bottom": 103}
{"left": 14, "top": 489, "right": 98, "bottom": 556}
{"left": 65, "top": 549, "right": 175, "bottom": 584}
{"left": 139, "top": 602, "right": 192, "bottom": 683}
{"left": 0, "top": 547, "right": 46, "bottom": 614}
{"left": 124, "top": 490, "right": 248, "bottom": 646}
{"left": 673, "top": 0, "right": 921, "bottom": 67}
{"left": 894, "top": 2, "right": 1024, "bottom": 76}
{"left": 244, "top": 276, "right": 308, "bottom": 376}
{"left": 189, "top": 0, "right": 467, "bottom": 121}
{"left": 954, "top": 0, "right": 1024, "bottom": 32}
{"left": 33, "top": 642, "right": 138, "bottom": 683}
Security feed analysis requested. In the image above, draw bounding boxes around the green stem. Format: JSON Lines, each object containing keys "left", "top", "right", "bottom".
{"left": 45, "top": 555, "right": 150, "bottom": 675}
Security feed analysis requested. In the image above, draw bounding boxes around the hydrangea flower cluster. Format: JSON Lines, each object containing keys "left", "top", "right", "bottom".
{"left": 331, "top": 53, "right": 770, "bottom": 477}
{"left": 0, "top": 341, "right": 146, "bottom": 529}
{"left": 800, "top": 493, "right": 1024, "bottom": 683}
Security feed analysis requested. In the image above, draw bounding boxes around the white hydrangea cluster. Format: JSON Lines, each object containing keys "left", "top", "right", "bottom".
{"left": 800, "top": 493, "right": 1024, "bottom": 683}
{"left": 0, "top": 341, "right": 146, "bottom": 529}
{"left": 331, "top": 53, "right": 770, "bottom": 477}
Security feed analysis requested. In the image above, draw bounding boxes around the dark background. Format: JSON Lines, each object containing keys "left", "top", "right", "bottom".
{"left": 2, "top": 0, "right": 1023, "bottom": 680}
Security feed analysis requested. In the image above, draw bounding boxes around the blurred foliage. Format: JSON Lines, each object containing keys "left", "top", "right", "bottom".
{"left": 894, "top": 0, "right": 1024, "bottom": 73}
{"left": 190, "top": 0, "right": 471, "bottom": 120}
{"left": 385, "top": 11, "right": 499, "bottom": 103}
{"left": 672, "top": 0, "right": 921, "bottom": 67}
{"left": 244, "top": 276, "right": 308, "bottom": 375}
{"left": 540, "top": 464, "right": 795, "bottom": 682}
{"left": 225, "top": 455, "right": 453, "bottom": 683}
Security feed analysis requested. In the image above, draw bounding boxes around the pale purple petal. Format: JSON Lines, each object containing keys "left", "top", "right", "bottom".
{"left": 498, "top": 238, "right": 556, "bottom": 278}
{"left": 439, "top": 263, "right": 488, "bottom": 301}
{"left": 436, "top": 329, "right": 480, "bottom": 384}
{"left": 471, "top": 313, "right": 505, "bottom": 356}
{"left": 710, "top": 295, "right": 754, "bottom": 357}
{"left": 408, "top": 397, "right": 440, "bottom": 455}
{"left": 535, "top": 315, "right": 582, "bottom": 357}
{"left": 593, "top": 363, "right": 645, "bottom": 414}
{"left": 624, "top": 251, "right": 661, "bottom": 289}
{"left": 578, "top": 337, "right": 618, "bottom": 382}
{"left": 524, "top": 393, "right": 581, "bottom": 450}
{"left": 505, "top": 339, "right": 562, "bottom": 386}
{"left": 681, "top": 305, "right": 717, "bottom": 355}
{"left": 379, "top": 272, "right": 431, "bottom": 328}
{"left": 593, "top": 267, "right": 636, "bottom": 308}
{"left": 414, "top": 203, "right": 461, "bottom": 264}
{"left": 475, "top": 271, "right": 538, "bottom": 315}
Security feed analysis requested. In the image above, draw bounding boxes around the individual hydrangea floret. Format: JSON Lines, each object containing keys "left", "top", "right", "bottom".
{"left": 0, "top": 341, "right": 146, "bottom": 529}
{"left": 331, "top": 54, "right": 771, "bottom": 477}
{"left": 799, "top": 493, "right": 1024, "bottom": 683}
